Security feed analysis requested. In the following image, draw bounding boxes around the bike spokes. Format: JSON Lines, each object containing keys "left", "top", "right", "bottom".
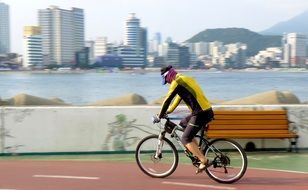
{"left": 205, "top": 139, "right": 247, "bottom": 184}
{"left": 135, "top": 135, "right": 179, "bottom": 178}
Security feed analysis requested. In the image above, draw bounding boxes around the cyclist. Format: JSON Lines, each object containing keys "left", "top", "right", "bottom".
{"left": 153, "top": 65, "right": 214, "bottom": 174}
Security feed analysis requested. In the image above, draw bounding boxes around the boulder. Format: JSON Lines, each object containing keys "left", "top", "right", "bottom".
{"left": 151, "top": 97, "right": 165, "bottom": 105}
{"left": 50, "top": 97, "right": 66, "bottom": 103}
{"left": 222, "top": 90, "right": 301, "bottom": 105}
{"left": 151, "top": 97, "right": 224, "bottom": 105}
{"left": 0, "top": 98, "right": 9, "bottom": 106}
{"left": 5, "top": 93, "right": 70, "bottom": 106}
{"left": 90, "top": 93, "right": 147, "bottom": 106}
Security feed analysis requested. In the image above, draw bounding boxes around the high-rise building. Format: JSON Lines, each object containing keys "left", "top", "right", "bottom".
{"left": 149, "top": 32, "right": 161, "bottom": 55}
{"left": 209, "top": 41, "right": 223, "bottom": 57}
{"left": 179, "top": 46, "right": 190, "bottom": 68}
{"left": 94, "top": 37, "right": 108, "bottom": 57}
{"left": 23, "top": 26, "right": 43, "bottom": 68}
{"left": 159, "top": 42, "right": 190, "bottom": 68}
{"left": 139, "top": 27, "right": 147, "bottom": 64}
{"left": 117, "top": 45, "right": 145, "bottom": 67}
{"left": 85, "top": 40, "right": 95, "bottom": 63}
{"left": 124, "top": 13, "right": 140, "bottom": 48}
{"left": 38, "top": 6, "right": 85, "bottom": 65}
{"left": 194, "top": 42, "right": 209, "bottom": 56}
{"left": 23, "top": 26, "right": 41, "bottom": 36}
{"left": 0, "top": 2, "right": 10, "bottom": 54}
{"left": 224, "top": 43, "right": 247, "bottom": 68}
{"left": 153, "top": 33, "right": 161, "bottom": 52}
{"left": 283, "top": 33, "right": 307, "bottom": 67}
{"left": 120, "top": 13, "right": 146, "bottom": 67}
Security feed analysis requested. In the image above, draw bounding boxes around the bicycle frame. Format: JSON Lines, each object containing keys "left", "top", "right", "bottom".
{"left": 155, "top": 118, "right": 226, "bottom": 161}
{"left": 155, "top": 118, "right": 208, "bottom": 155}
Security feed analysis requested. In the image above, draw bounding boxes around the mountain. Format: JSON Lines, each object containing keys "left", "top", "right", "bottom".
{"left": 186, "top": 28, "right": 281, "bottom": 56}
{"left": 261, "top": 10, "right": 308, "bottom": 35}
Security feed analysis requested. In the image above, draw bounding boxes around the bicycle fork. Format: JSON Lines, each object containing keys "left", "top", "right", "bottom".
{"left": 154, "top": 132, "right": 166, "bottom": 159}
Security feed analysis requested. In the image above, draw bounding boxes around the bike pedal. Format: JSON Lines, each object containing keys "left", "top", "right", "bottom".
{"left": 195, "top": 168, "right": 204, "bottom": 174}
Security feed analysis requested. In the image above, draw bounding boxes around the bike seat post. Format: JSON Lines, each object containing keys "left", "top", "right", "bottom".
{"left": 200, "top": 124, "right": 206, "bottom": 136}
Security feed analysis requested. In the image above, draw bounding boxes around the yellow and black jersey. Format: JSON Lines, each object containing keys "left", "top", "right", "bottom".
{"left": 159, "top": 73, "right": 211, "bottom": 118}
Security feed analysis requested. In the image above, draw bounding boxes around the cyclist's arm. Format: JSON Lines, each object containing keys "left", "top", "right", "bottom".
{"left": 167, "top": 95, "right": 182, "bottom": 114}
{"left": 158, "top": 83, "right": 178, "bottom": 118}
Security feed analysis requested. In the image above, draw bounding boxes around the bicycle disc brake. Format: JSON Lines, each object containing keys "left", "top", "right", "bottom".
{"left": 151, "top": 153, "right": 162, "bottom": 163}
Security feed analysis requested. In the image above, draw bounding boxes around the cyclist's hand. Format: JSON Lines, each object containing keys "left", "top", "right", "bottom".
{"left": 152, "top": 115, "right": 161, "bottom": 123}
{"left": 163, "top": 112, "right": 170, "bottom": 118}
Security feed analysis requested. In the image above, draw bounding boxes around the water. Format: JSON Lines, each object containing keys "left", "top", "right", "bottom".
{"left": 0, "top": 70, "right": 308, "bottom": 105}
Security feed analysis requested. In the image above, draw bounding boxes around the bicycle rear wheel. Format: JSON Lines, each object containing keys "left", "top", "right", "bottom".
{"left": 135, "top": 135, "right": 179, "bottom": 178}
{"left": 204, "top": 138, "right": 247, "bottom": 184}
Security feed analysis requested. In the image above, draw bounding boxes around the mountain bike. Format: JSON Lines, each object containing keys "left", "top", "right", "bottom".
{"left": 135, "top": 115, "right": 247, "bottom": 184}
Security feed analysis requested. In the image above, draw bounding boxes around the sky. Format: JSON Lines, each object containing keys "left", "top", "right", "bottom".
{"left": 3, "top": 0, "right": 308, "bottom": 54}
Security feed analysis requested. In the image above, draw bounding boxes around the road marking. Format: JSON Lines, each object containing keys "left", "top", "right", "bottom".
{"left": 33, "top": 175, "right": 100, "bottom": 180}
{"left": 162, "top": 181, "right": 236, "bottom": 190}
{"left": 0, "top": 189, "right": 17, "bottom": 190}
{"left": 250, "top": 167, "right": 308, "bottom": 175}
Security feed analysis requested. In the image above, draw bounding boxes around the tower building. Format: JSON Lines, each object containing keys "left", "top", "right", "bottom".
{"left": 283, "top": 33, "right": 307, "bottom": 67}
{"left": 23, "top": 26, "right": 43, "bottom": 68}
{"left": 38, "top": 6, "right": 85, "bottom": 65}
{"left": 124, "top": 13, "right": 140, "bottom": 48}
{"left": 120, "top": 13, "right": 147, "bottom": 67}
{"left": 0, "top": 2, "right": 10, "bottom": 54}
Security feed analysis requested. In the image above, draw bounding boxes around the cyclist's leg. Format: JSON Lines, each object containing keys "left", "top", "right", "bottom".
{"left": 185, "top": 109, "right": 215, "bottom": 172}
{"left": 180, "top": 109, "right": 214, "bottom": 161}
{"left": 179, "top": 114, "right": 191, "bottom": 129}
{"left": 180, "top": 114, "right": 201, "bottom": 151}
{"left": 181, "top": 116, "right": 207, "bottom": 163}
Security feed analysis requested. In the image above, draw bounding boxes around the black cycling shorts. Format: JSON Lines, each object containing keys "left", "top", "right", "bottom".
{"left": 180, "top": 108, "right": 214, "bottom": 145}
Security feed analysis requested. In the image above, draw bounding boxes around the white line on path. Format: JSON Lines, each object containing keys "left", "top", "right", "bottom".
{"left": 162, "top": 181, "right": 236, "bottom": 190}
{"left": 0, "top": 189, "right": 17, "bottom": 190}
{"left": 250, "top": 167, "right": 308, "bottom": 175}
{"left": 33, "top": 175, "right": 100, "bottom": 180}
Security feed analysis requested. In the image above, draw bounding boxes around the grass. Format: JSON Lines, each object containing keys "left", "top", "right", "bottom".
{"left": 246, "top": 151, "right": 308, "bottom": 172}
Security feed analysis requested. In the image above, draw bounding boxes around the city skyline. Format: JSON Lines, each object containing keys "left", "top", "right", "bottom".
{"left": 2, "top": 0, "right": 308, "bottom": 54}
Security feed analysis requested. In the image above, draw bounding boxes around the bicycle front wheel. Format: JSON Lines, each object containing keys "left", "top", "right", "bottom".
{"left": 204, "top": 138, "right": 247, "bottom": 184}
{"left": 135, "top": 135, "right": 179, "bottom": 178}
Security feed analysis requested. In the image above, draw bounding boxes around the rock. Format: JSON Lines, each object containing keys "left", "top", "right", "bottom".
{"left": 151, "top": 97, "right": 224, "bottom": 105}
{"left": 222, "top": 90, "right": 301, "bottom": 105}
{"left": 90, "top": 93, "right": 147, "bottom": 106}
{"left": 50, "top": 97, "right": 66, "bottom": 103}
{"left": 5, "top": 93, "right": 70, "bottom": 106}
{"left": 151, "top": 97, "right": 165, "bottom": 105}
{"left": 0, "top": 98, "right": 9, "bottom": 106}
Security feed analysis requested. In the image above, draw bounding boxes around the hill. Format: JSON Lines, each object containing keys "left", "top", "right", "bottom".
{"left": 261, "top": 10, "right": 308, "bottom": 35}
{"left": 186, "top": 28, "right": 281, "bottom": 56}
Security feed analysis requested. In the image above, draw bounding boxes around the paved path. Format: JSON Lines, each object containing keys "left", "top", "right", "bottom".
{"left": 0, "top": 160, "right": 308, "bottom": 190}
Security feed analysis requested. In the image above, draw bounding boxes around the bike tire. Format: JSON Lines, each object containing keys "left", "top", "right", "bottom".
{"left": 204, "top": 138, "right": 247, "bottom": 184}
{"left": 135, "top": 134, "right": 179, "bottom": 178}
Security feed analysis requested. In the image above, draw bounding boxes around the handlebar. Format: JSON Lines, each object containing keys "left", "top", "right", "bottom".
{"left": 152, "top": 114, "right": 183, "bottom": 123}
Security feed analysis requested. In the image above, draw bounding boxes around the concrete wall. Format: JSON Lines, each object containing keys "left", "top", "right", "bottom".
{"left": 0, "top": 105, "right": 307, "bottom": 154}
